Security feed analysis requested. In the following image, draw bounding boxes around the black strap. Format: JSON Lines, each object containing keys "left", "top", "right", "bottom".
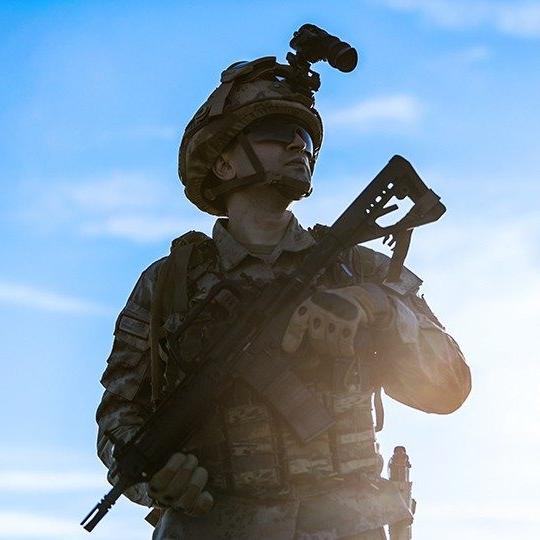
{"left": 204, "top": 131, "right": 311, "bottom": 203}
{"left": 238, "top": 132, "right": 265, "bottom": 175}
{"left": 207, "top": 81, "right": 235, "bottom": 117}
{"left": 205, "top": 172, "right": 311, "bottom": 201}
{"left": 150, "top": 260, "right": 171, "bottom": 407}
{"left": 235, "top": 349, "right": 336, "bottom": 443}
{"left": 374, "top": 386, "right": 385, "bottom": 432}
{"left": 150, "top": 235, "right": 212, "bottom": 406}
{"left": 386, "top": 229, "right": 413, "bottom": 282}
{"left": 168, "top": 242, "right": 195, "bottom": 313}
{"left": 204, "top": 173, "right": 260, "bottom": 200}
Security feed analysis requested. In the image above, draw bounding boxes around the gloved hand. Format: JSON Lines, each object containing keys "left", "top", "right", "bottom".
{"left": 281, "top": 284, "right": 393, "bottom": 357}
{"left": 147, "top": 452, "right": 214, "bottom": 516}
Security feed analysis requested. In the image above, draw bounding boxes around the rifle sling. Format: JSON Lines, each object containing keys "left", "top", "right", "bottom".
{"left": 164, "top": 236, "right": 336, "bottom": 443}
{"left": 235, "top": 347, "right": 335, "bottom": 443}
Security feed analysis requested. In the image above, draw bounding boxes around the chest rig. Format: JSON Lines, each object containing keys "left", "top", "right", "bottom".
{"left": 150, "top": 225, "right": 386, "bottom": 499}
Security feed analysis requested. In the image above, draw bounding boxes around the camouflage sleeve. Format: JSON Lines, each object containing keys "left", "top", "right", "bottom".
{"left": 95, "top": 259, "right": 164, "bottom": 507}
{"left": 350, "top": 246, "right": 472, "bottom": 414}
{"left": 379, "top": 291, "right": 472, "bottom": 414}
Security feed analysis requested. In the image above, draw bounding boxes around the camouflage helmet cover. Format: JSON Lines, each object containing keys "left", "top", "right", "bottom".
{"left": 179, "top": 56, "right": 324, "bottom": 215}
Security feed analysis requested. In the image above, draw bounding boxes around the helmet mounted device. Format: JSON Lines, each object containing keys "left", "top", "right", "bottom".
{"left": 179, "top": 24, "right": 358, "bottom": 215}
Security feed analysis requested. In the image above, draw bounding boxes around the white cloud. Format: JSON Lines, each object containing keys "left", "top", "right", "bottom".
{"left": 97, "top": 125, "right": 178, "bottom": 142}
{"left": 300, "top": 171, "right": 540, "bottom": 537}
{"left": 382, "top": 0, "right": 490, "bottom": 27}
{"left": 0, "top": 512, "right": 77, "bottom": 538}
{"left": 495, "top": 3, "right": 540, "bottom": 37}
{"left": 21, "top": 171, "right": 212, "bottom": 243}
{"left": 21, "top": 171, "right": 164, "bottom": 226}
{"left": 64, "top": 172, "right": 164, "bottom": 212}
{"left": 324, "top": 94, "right": 423, "bottom": 132}
{"left": 405, "top": 211, "right": 540, "bottom": 455}
{"left": 81, "top": 214, "right": 201, "bottom": 242}
{"left": 375, "top": 209, "right": 540, "bottom": 540}
{"left": 381, "top": 0, "right": 540, "bottom": 38}
{"left": 450, "top": 45, "right": 491, "bottom": 65}
{"left": 414, "top": 521, "right": 538, "bottom": 540}
{"left": 0, "top": 511, "right": 148, "bottom": 539}
{"left": 0, "top": 281, "right": 110, "bottom": 315}
{"left": 421, "top": 502, "right": 540, "bottom": 522}
{"left": 417, "top": 502, "right": 540, "bottom": 540}
{"left": 0, "top": 471, "right": 103, "bottom": 492}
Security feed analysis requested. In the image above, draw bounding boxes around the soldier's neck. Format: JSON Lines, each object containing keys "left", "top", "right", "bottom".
{"left": 225, "top": 185, "right": 293, "bottom": 246}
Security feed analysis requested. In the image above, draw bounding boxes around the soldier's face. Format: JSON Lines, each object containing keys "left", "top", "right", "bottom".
{"left": 214, "top": 120, "right": 313, "bottom": 195}
{"left": 246, "top": 130, "right": 313, "bottom": 183}
{"left": 243, "top": 118, "right": 314, "bottom": 180}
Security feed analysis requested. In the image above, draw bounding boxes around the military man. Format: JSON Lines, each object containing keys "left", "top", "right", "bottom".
{"left": 95, "top": 55, "right": 471, "bottom": 539}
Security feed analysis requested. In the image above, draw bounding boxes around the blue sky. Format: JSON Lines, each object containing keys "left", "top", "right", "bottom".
{"left": 1, "top": 1, "right": 539, "bottom": 538}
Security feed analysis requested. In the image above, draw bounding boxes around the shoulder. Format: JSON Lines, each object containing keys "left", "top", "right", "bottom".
{"left": 129, "top": 230, "right": 215, "bottom": 306}
{"left": 170, "top": 230, "right": 212, "bottom": 250}
{"left": 127, "top": 257, "right": 167, "bottom": 310}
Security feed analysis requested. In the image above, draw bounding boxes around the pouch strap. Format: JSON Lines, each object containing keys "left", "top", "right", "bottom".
{"left": 235, "top": 347, "right": 335, "bottom": 444}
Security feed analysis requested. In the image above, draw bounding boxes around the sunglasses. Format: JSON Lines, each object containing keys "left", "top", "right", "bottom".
{"left": 244, "top": 117, "right": 314, "bottom": 159}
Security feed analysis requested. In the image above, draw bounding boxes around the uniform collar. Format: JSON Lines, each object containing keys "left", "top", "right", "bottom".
{"left": 212, "top": 211, "right": 316, "bottom": 271}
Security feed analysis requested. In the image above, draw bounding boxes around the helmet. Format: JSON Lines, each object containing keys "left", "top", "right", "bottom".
{"left": 178, "top": 56, "right": 324, "bottom": 215}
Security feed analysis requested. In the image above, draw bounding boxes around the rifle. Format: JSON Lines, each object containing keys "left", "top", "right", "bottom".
{"left": 81, "top": 155, "right": 445, "bottom": 532}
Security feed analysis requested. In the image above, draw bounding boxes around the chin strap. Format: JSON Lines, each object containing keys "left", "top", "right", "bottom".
{"left": 203, "top": 132, "right": 312, "bottom": 203}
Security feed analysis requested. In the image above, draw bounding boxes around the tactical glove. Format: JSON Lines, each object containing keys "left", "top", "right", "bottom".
{"left": 147, "top": 452, "right": 213, "bottom": 516}
{"left": 281, "top": 284, "right": 393, "bottom": 357}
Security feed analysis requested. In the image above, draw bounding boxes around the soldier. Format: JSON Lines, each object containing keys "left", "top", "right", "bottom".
{"left": 95, "top": 53, "right": 471, "bottom": 540}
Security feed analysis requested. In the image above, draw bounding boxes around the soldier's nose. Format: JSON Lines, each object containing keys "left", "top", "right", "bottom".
{"left": 287, "top": 131, "right": 308, "bottom": 153}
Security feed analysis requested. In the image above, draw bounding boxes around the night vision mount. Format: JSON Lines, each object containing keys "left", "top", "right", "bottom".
{"left": 220, "top": 24, "right": 358, "bottom": 99}
{"left": 286, "top": 23, "right": 358, "bottom": 94}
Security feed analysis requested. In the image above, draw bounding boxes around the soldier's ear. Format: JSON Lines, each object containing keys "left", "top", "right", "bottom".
{"left": 212, "top": 155, "right": 236, "bottom": 181}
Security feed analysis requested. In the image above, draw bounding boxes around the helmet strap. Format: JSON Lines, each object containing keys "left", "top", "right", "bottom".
{"left": 237, "top": 131, "right": 266, "bottom": 177}
{"left": 203, "top": 132, "right": 312, "bottom": 203}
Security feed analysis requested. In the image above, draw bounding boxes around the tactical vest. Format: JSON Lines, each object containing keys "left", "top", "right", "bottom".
{"left": 153, "top": 225, "right": 385, "bottom": 500}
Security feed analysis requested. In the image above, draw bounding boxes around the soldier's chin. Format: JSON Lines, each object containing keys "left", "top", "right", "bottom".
{"left": 274, "top": 178, "right": 311, "bottom": 201}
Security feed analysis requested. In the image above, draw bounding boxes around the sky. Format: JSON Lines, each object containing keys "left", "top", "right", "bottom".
{"left": 0, "top": 0, "right": 539, "bottom": 538}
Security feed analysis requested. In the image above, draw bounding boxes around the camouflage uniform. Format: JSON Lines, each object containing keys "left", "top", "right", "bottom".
{"left": 96, "top": 212, "right": 471, "bottom": 539}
